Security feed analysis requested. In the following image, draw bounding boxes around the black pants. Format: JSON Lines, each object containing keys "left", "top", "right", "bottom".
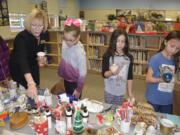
{"left": 64, "top": 80, "right": 81, "bottom": 99}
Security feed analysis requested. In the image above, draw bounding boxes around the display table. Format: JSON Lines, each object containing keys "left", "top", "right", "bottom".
{"left": 1, "top": 108, "right": 180, "bottom": 135}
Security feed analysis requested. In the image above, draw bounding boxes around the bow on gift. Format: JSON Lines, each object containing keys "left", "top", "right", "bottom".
{"left": 64, "top": 18, "right": 82, "bottom": 27}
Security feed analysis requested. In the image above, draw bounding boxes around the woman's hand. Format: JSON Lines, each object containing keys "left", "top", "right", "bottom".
{"left": 27, "top": 83, "right": 37, "bottom": 99}
{"left": 73, "top": 89, "right": 81, "bottom": 99}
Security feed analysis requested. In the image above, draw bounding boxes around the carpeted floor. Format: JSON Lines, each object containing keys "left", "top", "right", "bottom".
{"left": 40, "top": 67, "right": 147, "bottom": 102}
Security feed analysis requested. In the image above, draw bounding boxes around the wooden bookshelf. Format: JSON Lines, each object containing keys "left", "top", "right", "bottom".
{"left": 129, "top": 34, "right": 164, "bottom": 78}
{"left": 86, "top": 32, "right": 163, "bottom": 79}
{"left": 46, "top": 30, "right": 164, "bottom": 79}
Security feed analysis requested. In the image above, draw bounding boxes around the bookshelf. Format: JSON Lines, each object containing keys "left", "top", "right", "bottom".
{"left": 45, "top": 30, "right": 89, "bottom": 67}
{"left": 44, "top": 29, "right": 63, "bottom": 67}
{"left": 129, "top": 33, "right": 163, "bottom": 78}
{"left": 46, "top": 30, "right": 164, "bottom": 78}
{"left": 86, "top": 32, "right": 164, "bottom": 78}
{"left": 87, "top": 32, "right": 111, "bottom": 73}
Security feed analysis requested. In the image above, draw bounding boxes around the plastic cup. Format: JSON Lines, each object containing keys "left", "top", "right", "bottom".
{"left": 37, "top": 52, "right": 46, "bottom": 66}
{"left": 121, "top": 120, "right": 131, "bottom": 133}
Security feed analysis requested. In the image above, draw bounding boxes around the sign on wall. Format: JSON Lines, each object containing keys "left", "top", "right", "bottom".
{"left": 0, "top": 0, "right": 9, "bottom": 26}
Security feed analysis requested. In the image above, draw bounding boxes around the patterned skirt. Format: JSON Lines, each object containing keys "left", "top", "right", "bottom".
{"left": 104, "top": 91, "right": 125, "bottom": 111}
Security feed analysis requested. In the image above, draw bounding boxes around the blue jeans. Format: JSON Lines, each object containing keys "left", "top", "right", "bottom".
{"left": 148, "top": 101, "right": 173, "bottom": 114}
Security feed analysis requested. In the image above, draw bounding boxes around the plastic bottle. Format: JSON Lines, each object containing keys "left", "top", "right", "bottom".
{"left": 66, "top": 106, "right": 72, "bottom": 129}
{"left": 9, "top": 81, "right": 17, "bottom": 99}
{"left": 82, "top": 106, "right": 89, "bottom": 124}
{"left": 44, "top": 88, "right": 52, "bottom": 106}
{"left": 45, "top": 109, "right": 52, "bottom": 129}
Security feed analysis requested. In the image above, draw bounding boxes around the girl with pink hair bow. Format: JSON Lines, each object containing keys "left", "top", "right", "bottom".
{"left": 58, "top": 18, "right": 87, "bottom": 99}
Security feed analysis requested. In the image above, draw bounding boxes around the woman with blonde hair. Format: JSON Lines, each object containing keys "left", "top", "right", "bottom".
{"left": 9, "top": 8, "right": 48, "bottom": 98}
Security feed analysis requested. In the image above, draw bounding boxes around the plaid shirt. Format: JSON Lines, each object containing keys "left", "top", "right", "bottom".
{"left": 0, "top": 41, "right": 10, "bottom": 81}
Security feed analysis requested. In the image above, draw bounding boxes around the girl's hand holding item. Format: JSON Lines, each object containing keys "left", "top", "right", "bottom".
{"left": 73, "top": 89, "right": 80, "bottom": 99}
{"left": 27, "top": 81, "right": 37, "bottom": 99}
{"left": 110, "top": 64, "right": 119, "bottom": 75}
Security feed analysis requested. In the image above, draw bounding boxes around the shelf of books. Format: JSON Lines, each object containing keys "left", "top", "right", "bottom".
{"left": 87, "top": 32, "right": 111, "bottom": 73}
{"left": 46, "top": 31, "right": 89, "bottom": 67}
{"left": 129, "top": 34, "right": 163, "bottom": 78}
{"left": 86, "top": 32, "right": 164, "bottom": 79}
{"left": 46, "top": 30, "right": 164, "bottom": 78}
{"left": 45, "top": 30, "right": 63, "bottom": 67}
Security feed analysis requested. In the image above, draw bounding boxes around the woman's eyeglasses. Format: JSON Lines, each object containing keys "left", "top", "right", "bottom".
{"left": 31, "top": 24, "right": 44, "bottom": 29}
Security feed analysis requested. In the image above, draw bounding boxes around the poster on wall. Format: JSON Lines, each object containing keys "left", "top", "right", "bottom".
{"left": 116, "top": 9, "right": 149, "bottom": 21}
{"left": 149, "top": 10, "right": 165, "bottom": 21}
{"left": 0, "top": 0, "right": 9, "bottom": 26}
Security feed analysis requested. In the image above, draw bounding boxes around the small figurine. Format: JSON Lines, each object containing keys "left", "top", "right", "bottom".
{"left": 73, "top": 111, "right": 84, "bottom": 134}
{"left": 66, "top": 105, "right": 73, "bottom": 129}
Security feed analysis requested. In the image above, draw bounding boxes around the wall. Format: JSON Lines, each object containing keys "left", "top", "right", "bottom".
{"left": 80, "top": 0, "right": 180, "bottom": 10}
{"left": 59, "top": 0, "right": 80, "bottom": 18}
{"left": 8, "top": 0, "right": 38, "bottom": 14}
{"left": 83, "top": 9, "right": 115, "bottom": 20}
{"left": 0, "top": 0, "right": 79, "bottom": 39}
{"left": 79, "top": 0, "right": 180, "bottom": 20}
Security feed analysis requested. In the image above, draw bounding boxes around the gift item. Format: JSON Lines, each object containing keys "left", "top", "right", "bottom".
{"left": 45, "top": 109, "right": 52, "bottom": 129}
{"left": 10, "top": 112, "right": 29, "bottom": 129}
{"left": 80, "top": 99, "right": 104, "bottom": 113}
{"left": 160, "top": 118, "right": 175, "bottom": 135}
{"left": 104, "top": 112, "right": 114, "bottom": 126}
{"left": 0, "top": 87, "right": 4, "bottom": 100}
{"left": 131, "top": 102, "right": 157, "bottom": 127}
{"left": 27, "top": 97, "right": 36, "bottom": 109}
{"left": 116, "top": 101, "right": 133, "bottom": 123}
{"left": 121, "top": 120, "right": 131, "bottom": 133}
{"left": 55, "top": 120, "right": 66, "bottom": 134}
{"left": 0, "top": 109, "right": 8, "bottom": 127}
{"left": 17, "top": 94, "right": 27, "bottom": 110}
{"left": 51, "top": 104, "right": 66, "bottom": 120}
{"left": 33, "top": 115, "right": 48, "bottom": 135}
{"left": 81, "top": 106, "right": 89, "bottom": 124}
{"left": 66, "top": 105, "right": 73, "bottom": 129}
{"left": 9, "top": 88, "right": 17, "bottom": 99}
{"left": 96, "top": 114, "right": 104, "bottom": 126}
{"left": 73, "top": 111, "right": 84, "bottom": 134}
{"left": 133, "top": 122, "right": 147, "bottom": 135}
{"left": 159, "top": 66, "right": 174, "bottom": 83}
{"left": 0, "top": 101, "right": 4, "bottom": 112}
{"left": 146, "top": 125, "right": 157, "bottom": 135}
{"left": 9, "top": 81, "right": 17, "bottom": 89}
{"left": 44, "top": 88, "right": 52, "bottom": 106}
{"left": 58, "top": 93, "right": 78, "bottom": 104}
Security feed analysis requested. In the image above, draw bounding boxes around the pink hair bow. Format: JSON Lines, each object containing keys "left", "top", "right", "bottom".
{"left": 64, "top": 18, "right": 82, "bottom": 27}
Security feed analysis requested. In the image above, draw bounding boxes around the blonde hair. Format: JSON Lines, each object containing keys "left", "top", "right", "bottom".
{"left": 24, "top": 8, "right": 48, "bottom": 33}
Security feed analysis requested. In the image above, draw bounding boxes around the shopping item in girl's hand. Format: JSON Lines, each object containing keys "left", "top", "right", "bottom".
{"left": 57, "top": 93, "right": 77, "bottom": 103}
{"left": 159, "top": 66, "right": 174, "bottom": 83}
